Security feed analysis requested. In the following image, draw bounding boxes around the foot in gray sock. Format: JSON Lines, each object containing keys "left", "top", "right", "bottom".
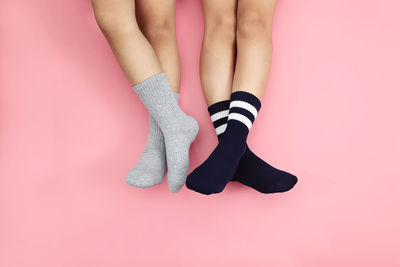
{"left": 133, "top": 73, "right": 199, "bottom": 193}
{"left": 126, "top": 93, "right": 179, "bottom": 188}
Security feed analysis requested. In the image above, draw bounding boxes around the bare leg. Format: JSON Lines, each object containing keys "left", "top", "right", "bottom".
{"left": 232, "top": 0, "right": 276, "bottom": 99}
{"left": 187, "top": 0, "right": 296, "bottom": 195}
{"left": 91, "top": 0, "right": 162, "bottom": 85}
{"left": 136, "top": 0, "right": 180, "bottom": 93}
{"left": 200, "top": 0, "right": 237, "bottom": 105}
{"left": 92, "top": 0, "right": 198, "bottom": 193}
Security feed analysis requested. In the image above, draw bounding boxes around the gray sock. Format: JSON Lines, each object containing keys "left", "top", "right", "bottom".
{"left": 132, "top": 73, "right": 199, "bottom": 193}
{"left": 126, "top": 93, "right": 179, "bottom": 189}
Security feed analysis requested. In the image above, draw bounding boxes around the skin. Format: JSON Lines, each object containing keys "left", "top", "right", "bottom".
{"left": 136, "top": 0, "right": 180, "bottom": 92}
{"left": 201, "top": 0, "right": 277, "bottom": 104}
{"left": 91, "top": 0, "right": 180, "bottom": 92}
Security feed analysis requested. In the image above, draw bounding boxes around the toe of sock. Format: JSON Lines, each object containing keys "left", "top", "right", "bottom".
{"left": 185, "top": 174, "right": 207, "bottom": 194}
{"left": 186, "top": 177, "right": 205, "bottom": 194}
{"left": 166, "top": 166, "right": 188, "bottom": 193}
{"left": 168, "top": 183, "right": 184, "bottom": 193}
{"left": 126, "top": 170, "right": 163, "bottom": 189}
{"left": 186, "top": 174, "right": 225, "bottom": 195}
{"left": 276, "top": 173, "right": 298, "bottom": 192}
{"left": 167, "top": 176, "right": 185, "bottom": 193}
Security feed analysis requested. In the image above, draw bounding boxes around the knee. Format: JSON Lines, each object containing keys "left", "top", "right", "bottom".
{"left": 141, "top": 18, "right": 175, "bottom": 44}
{"left": 237, "top": 9, "right": 272, "bottom": 39}
{"left": 204, "top": 14, "right": 236, "bottom": 45}
{"left": 93, "top": 9, "right": 136, "bottom": 37}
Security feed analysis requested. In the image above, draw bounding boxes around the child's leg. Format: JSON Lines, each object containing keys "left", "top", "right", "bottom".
{"left": 92, "top": 0, "right": 198, "bottom": 193}
{"left": 230, "top": 0, "right": 296, "bottom": 193}
{"left": 126, "top": 0, "right": 182, "bottom": 189}
{"left": 136, "top": 0, "right": 180, "bottom": 93}
{"left": 232, "top": 0, "right": 276, "bottom": 99}
{"left": 91, "top": 0, "right": 161, "bottom": 84}
{"left": 200, "top": 0, "right": 237, "bottom": 105}
{"left": 187, "top": 0, "right": 296, "bottom": 194}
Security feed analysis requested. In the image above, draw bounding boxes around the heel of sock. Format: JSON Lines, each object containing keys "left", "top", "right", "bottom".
{"left": 182, "top": 115, "right": 199, "bottom": 143}
{"left": 189, "top": 116, "right": 199, "bottom": 142}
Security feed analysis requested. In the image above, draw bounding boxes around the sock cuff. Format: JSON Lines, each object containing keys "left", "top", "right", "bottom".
{"left": 132, "top": 72, "right": 185, "bottom": 130}
{"left": 208, "top": 100, "right": 230, "bottom": 117}
{"left": 133, "top": 73, "right": 174, "bottom": 109}
{"left": 208, "top": 100, "right": 230, "bottom": 136}
{"left": 134, "top": 73, "right": 179, "bottom": 107}
{"left": 228, "top": 91, "right": 262, "bottom": 131}
{"left": 133, "top": 73, "right": 168, "bottom": 93}
{"left": 230, "top": 91, "right": 262, "bottom": 111}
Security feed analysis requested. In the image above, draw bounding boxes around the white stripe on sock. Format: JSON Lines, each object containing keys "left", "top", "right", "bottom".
{"left": 215, "top": 123, "right": 227, "bottom": 135}
{"left": 228, "top": 113, "right": 252, "bottom": 130}
{"left": 229, "top": 100, "right": 258, "bottom": 119}
{"left": 210, "top": 110, "right": 229, "bottom": 122}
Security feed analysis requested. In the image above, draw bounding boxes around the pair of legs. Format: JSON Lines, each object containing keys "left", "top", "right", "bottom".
{"left": 92, "top": 0, "right": 179, "bottom": 90}
{"left": 186, "top": 0, "right": 297, "bottom": 194}
{"left": 92, "top": 0, "right": 199, "bottom": 193}
{"left": 201, "top": 0, "right": 276, "bottom": 104}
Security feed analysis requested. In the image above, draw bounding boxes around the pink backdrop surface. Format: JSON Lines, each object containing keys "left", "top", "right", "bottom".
{"left": 1, "top": 0, "right": 399, "bottom": 266}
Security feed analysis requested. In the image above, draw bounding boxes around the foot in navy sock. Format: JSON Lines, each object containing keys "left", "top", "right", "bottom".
{"left": 233, "top": 146, "right": 297, "bottom": 193}
{"left": 208, "top": 100, "right": 297, "bottom": 194}
{"left": 186, "top": 95, "right": 297, "bottom": 195}
{"left": 186, "top": 91, "right": 262, "bottom": 194}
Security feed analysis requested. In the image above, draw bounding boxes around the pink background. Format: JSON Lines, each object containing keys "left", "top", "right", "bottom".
{"left": 1, "top": 0, "right": 399, "bottom": 266}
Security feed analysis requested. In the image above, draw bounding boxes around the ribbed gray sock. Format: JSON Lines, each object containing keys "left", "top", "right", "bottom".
{"left": 132, "top": 73, "right": 199, "bottom": 193}
{"left": 126, "top": 93, "right": 179, "bottom": 189}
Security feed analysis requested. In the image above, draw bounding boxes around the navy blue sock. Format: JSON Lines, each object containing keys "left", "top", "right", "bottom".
{"left": 208, "top": 100, "right": 297, "bottom": 193}
{"left": 186, "top": 91, "right": 262, "bottom": 194}
{"left": 186, "top": 93, "right": 298, "bottom": 195}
